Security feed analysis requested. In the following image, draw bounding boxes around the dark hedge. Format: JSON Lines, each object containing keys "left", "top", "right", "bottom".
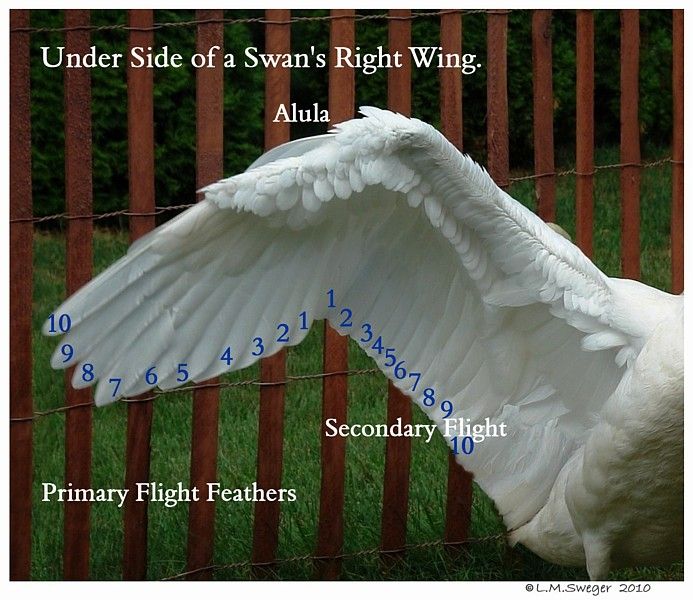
{"left": 28, "top": 9, "right": 673, "bottom": 218}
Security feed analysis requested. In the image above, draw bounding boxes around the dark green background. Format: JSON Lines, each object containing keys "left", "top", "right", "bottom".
{"left": 29, "top": 9, "right": 674, "bottom": 218}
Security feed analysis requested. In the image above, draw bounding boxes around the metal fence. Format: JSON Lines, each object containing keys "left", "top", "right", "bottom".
{"left": 9, "top": 8, "right": 684, "bottom": 581}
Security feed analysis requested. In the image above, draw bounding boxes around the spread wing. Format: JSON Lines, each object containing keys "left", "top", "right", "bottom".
{"left": 44, "top": 107, "right": 674, "bottom": 530}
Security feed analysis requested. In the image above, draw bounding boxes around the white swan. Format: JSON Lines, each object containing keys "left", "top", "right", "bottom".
{"left": 44, "top": 108, "right": 683, "bottom": 580}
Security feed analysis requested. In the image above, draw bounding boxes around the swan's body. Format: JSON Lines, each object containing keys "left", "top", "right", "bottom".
{"left": 44, "top": 108, "right": 683, "bottom": 579}
{"left": 513, "top": 299, "right": 683, "bottom": 578}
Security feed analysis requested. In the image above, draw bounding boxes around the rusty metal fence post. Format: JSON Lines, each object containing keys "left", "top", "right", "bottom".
{"left": 487, "top": 10, "right": 510, "bottom": 187}
{"left": 532, "top": 10, "right": 556, "bottom": 222}
{"left": 315, "top": 8, "right": 355, "bottom": 581}
{"left": 379, "top": 8, "right": 414, "bottom": 562}
{"left": 620, "top": 10, "right": 641, "bottom": 280}
{"left": 63, "top": 8, "right": 94, "bottom": 581}
{"left": 252, "top": 8, "right": 291, "bottom": 574}
{"left": 122, "top": 9, "right": 156, "bottom": 580}
{"left": 9, "top": 7, "right": 34, "bottom": 582}
{"left": 439, "top": 10, "right": 474, "bottom": 550}
{"left": 185, "top": 9, "right": 225, "bottom": 581}
{"left": 576, "top": 10, "right": 595, "bottom": 257}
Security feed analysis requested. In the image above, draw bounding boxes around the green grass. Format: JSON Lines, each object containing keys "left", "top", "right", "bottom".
{"left": 29, "top": 150, "right": 682, "bottom": 580}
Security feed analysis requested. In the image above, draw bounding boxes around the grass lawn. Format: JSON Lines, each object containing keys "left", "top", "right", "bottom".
{"left": 28, "top": 149, "right": 682, "bottom": 580}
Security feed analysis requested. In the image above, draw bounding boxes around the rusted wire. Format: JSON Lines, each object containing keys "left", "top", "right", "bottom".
{"left": 160, "top": 533, "right": 507, "bottom": 580}
{"left": 10, "top": 157, "right": 674, "bottom": 225}
{"left": 507, "top": 156, "right": 674, "bottom": 184}
{"left": 10, "top": 368, "right": 380, "bottom": 423}
{"left": 10, "top": 203, "right": 195, "bottom": 224}
{"left": 10, "top": 10, "right": 494, "bottom": 34}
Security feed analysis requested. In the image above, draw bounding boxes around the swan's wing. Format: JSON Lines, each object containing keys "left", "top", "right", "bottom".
{"left": 43, "top": 107, "right": 677, "bottom": 530}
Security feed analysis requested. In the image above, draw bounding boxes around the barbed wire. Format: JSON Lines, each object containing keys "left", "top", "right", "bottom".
{"left": 9, "top": 157, "right": 675, "bottom": 225}
{"left": 9, "top": 368, "right": 380, "bottom": 423}
{"left": 160, "top": 532, "right": 507, "bottom": 580}
{"left": 10, "top": 203, "right": 196, "bottom": 225}
{"left": 10, "top": 9, "right": 497, "bottom": 35}
{"left": 507, "top": 156, "right": 676, "bottom": 183}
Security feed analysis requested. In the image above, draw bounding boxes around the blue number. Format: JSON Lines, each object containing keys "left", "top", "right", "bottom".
{"left": 109, "top": 377, "right": 121, "bottom": 397}
{"left": 441, "top": 400, "right": 454, "bottom": 418}
{"left": 372, "top": 336, "right": 384, "bottom": 354}
{"left": 384, "top": 347, "right": 396, "bottom": 367}
{"left": 49, "top": 313, "right": 71, "bottom": 333}
{"left": 60, "top": 343, "right": 74, "bottom": 363}
{"left": 176, "top": 363, "right": 189, "bottom": 383}
{"left": 82, "top": 363, "right": 94, "bottom": 382}
{"left": 276, "top": 323, "right": 289, "bottom": 343}
{"left": 422, "top": 387, "right": 436, "bottom": 407}
{"left": 408, "top": 371, "right": 422, "bottom": 391}
{"left": 360, "top": 323, "right": 373, "bottom": 343}
{"left": 221, "top": 346, "right": 233, "bottom": 365}
{"left": 462, "top": 437, "right": 474, "bottom": 454}
{"left": 327, "top": 289, "right": 335, "bottom": 308}
{"left": 452, "top": 436, "right": 474, "bottom": 455}
{"left": 339, "top": 308, "right": 353, "bottom": 328}
{"left": 394, "top": 361, "right": 407, "bottom": 379}
{"left": 252, "top": 337, "right": 265, "bottom": 356}
{"left": 145, "top": 366, "right": 158, "bottom": 385}
{"left": 299, "top": 311, "right": 308, "bottom": 330}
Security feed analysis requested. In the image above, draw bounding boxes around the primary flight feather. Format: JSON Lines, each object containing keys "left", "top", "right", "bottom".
{"left": 45, "top": 107, "right": 683, "bottom": 580}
